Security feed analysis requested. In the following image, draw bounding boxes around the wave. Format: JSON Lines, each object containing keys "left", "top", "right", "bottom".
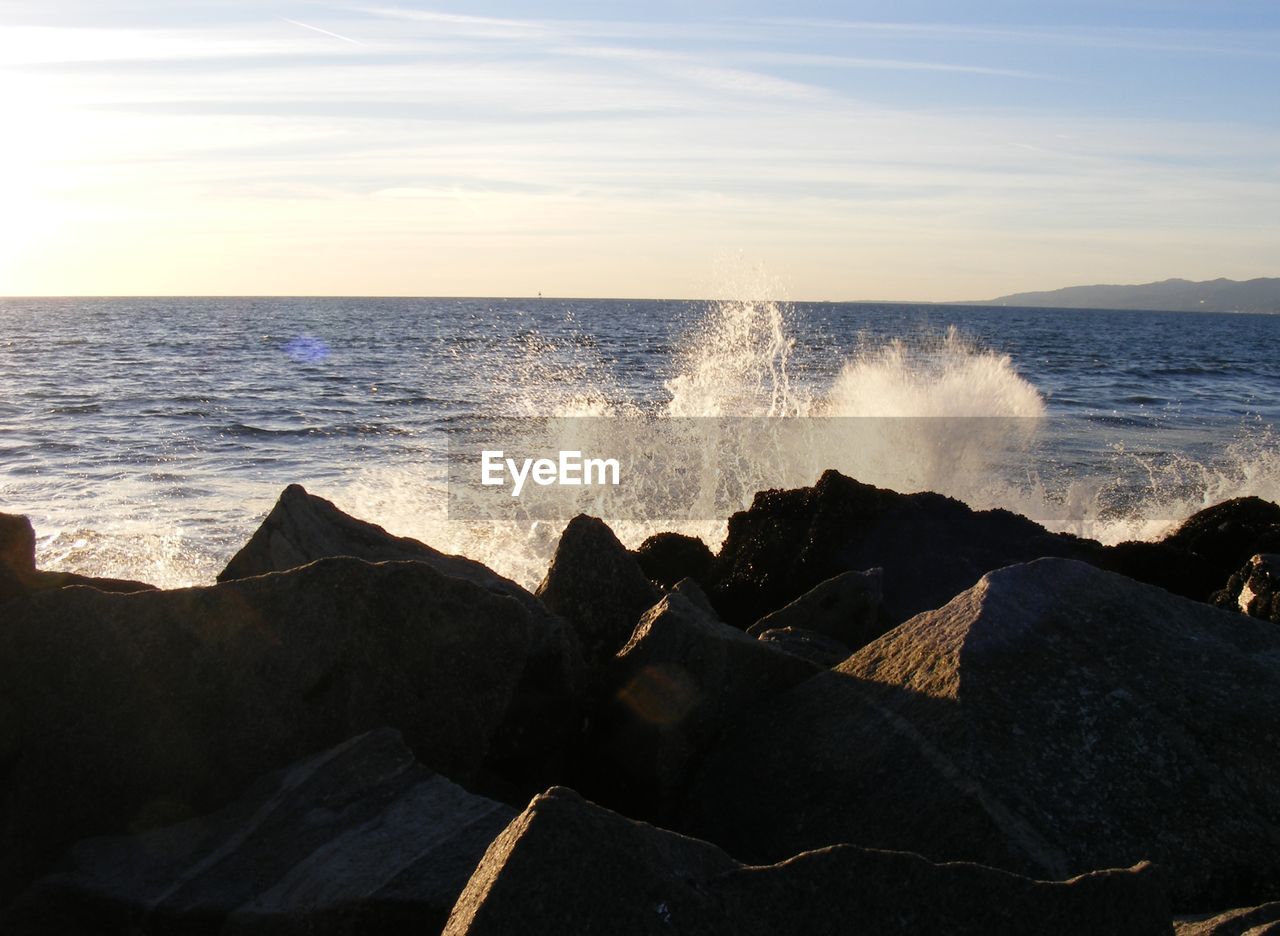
{"left": 31, "top": 283, "right": 1279, "bottom": 592}
{"left": 360, "top": 289, "right": 1278, "bottom": 589}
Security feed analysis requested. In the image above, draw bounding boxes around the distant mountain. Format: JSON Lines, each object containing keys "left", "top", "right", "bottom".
{"left": 972, "top": 277, "right": 1280, "bottom": 313}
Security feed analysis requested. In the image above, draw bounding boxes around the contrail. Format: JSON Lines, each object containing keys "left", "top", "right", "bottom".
{"left": 279, "top": 17, "right": 366, "bottom": 46}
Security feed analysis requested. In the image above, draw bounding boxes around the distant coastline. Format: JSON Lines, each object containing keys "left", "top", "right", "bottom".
{"left": 965, "top": 276, "right": 1280, "bottom": 314}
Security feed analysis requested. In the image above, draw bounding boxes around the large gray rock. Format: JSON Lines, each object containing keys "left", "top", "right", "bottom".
{"left": 579, "top": 591, "right": 817, "bottom": 821}
{"left": 1176, "top": 902, "right": 1280, "bottom": 935}
{"left": 684, "top": 559, "right": 1280, "bottom": 911}
{"left": 745, "top": 568, "right": 886, "bottom": 651}
{"left": 0, "top": 511, "right": 154, "bottom": 603}
{"left": 5, "top": 729, "right": 515, "bottom": 935}
{"left": 0, "top": 557, "right": 569, "bottom": 899}
{"left": 443, "top": 787, "right": 1171, "bottom": 936}
{"left": 535, "top": 514, "right": 659, "bottom": 665}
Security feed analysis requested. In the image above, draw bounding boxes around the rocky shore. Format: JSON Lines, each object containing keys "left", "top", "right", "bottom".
{"left": 2, "top": 473, "right": 1279, "bottom": 934}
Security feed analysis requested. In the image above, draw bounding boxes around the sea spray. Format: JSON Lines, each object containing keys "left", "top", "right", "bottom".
{"left": 14, "top": 295, "right": 1278, "bottom": 591}
{"left": 360, "top": 298, "right": 1277, "bottom": 590}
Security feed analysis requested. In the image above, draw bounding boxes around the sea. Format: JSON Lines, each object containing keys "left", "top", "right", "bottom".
{"left": 2, "top": 295, "right": 1277, "bottom": 590}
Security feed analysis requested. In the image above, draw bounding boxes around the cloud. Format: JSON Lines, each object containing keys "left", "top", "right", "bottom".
{"left": 4, "top": 3, "right": 1279, "bottom": 298}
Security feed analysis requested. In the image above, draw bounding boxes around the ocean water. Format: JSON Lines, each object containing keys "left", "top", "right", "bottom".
{"left": 1, "top": 295, "right": 1277, "bottom": 590}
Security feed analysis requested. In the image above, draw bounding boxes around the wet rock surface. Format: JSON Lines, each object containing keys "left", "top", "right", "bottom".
{"left": 708, "top": 470, "right": 1097, "bottom": 626}
{"left": 1213, "top": 553, "right": 1280, "bottom": 624}
{"left": 4, "top": 729, "right": 515, "bottom": 936}
{"left": 633, "top": 531, "right": 714, "bottom": 590}
{"left": 705, "top": 472, "right": 1280, "bottom": 628}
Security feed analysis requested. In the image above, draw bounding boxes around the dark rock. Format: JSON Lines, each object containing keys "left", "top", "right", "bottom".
{"left": 535, "top": 515, "right": 659, "bottom": 665}
{"left": 1102, "top": 497, "right": 1280, "bottom": 603}
{"left": 217, "top": 484, "right": 543, "bottom": 614}
{"left": 745, "top": 568, "right": 886, "bottom": 651}
{"left": 754, "top": 627, "right": 851, "bottom": 667}
{"left": 1212, "top": 554, "right": 1280, "bottom": 624}
{"left": 577, "top": 591, "right": 817, "bottom": 821}
{"left": 0, "top": 511, "right": 35, "bottom": 602}
{"left": 0, "top": 512, "right": 36, "bottom": 577}
{"left": 442, "top": 786, "right": 1171, "bottom": 936}
{"left": 684, "top": 558, "right": 1280, "bottom": 911}
{"left": 0, "top": 557, "right": 570, "bottom": 900}
{"left": 633, "top": 532, "right": 714, "bottom": 590}
{"left": 709, "top": 470, "right": 1096, "bottom": 626}
{"left": 1176, "top": 902, "right": 1280, "bottom": 935}
{"left": 4, "top": 729, "right": 515, "bottom": 935}
{"left": 668, "top": 576, "right": 716, "bottom": 616}
{"left": 216, "top": 484, "right": 584, "bottom": 801}
{"left": 1, "top": 511, "right": 154, "bottom": 602}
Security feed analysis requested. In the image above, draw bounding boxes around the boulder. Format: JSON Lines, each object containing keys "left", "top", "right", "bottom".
{"left": 633, "top": 532, "right": 714, "bottom": 590}
{"left": 1212, "top": 554, "right": 1280, "bottom": 624}
{"left": 0, "top": 557, "right": 571, "bottom": 899}
{"left": 1102, "top": 497, "right": 1280, "bottom": 603}
{"left": 1, "top": 511, "right": 154, "bottom": 602}
{"left": 754, "top": 627, "right": 851, "bottom": 667}
{"left": 217, "top": 485, "right": 543, "bottom": 615}
{"left": 1175, "top": 902, "right": 1280, "bottom": 935}
{"left": 745, "top": 568, "right": 886, "bottom": 651}
{"left": 535, "top": 515, "right": 659, "bottom": 665}
{"left": 0, "top": 512, "right": 37, "bottom": 598}
{"left": 709, "top": 470, "right": 1096, "bottom": 626}
{"left": 576, "top": 591, "right": 817, "bottom": 821}
{"left": 668, "top": 576, "right": 717, "bottom": 616}
{"left": 684, "top": 559, "right": 1280, "bottom": 911}
{"left": 4, "top": 729, "right": 515, "bottom": 935}
{"left": 216, "top": 485, "right": 584, "bottom": 800}
{"left": 443, "top": 787, "right": 1171, "bottom": 936}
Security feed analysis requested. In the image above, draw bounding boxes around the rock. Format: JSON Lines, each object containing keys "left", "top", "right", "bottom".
{"left": 669, "top": 576, "right": 717, "bottom": 615}
{"left": 1176, "top": 902, "right": 1280, "bottom": 935}
{"left": 754, "top": 627, "right": 851, "bottom": 667}
{"left": 443, "top": 787, "right": 1172, "bottom": 936}
{"left": 746, "top": 568, "right": 886, "bottom": 651}
{"left": 633, "top": 532, "right": 714, "bottom": 590}
{"left": 0, "top": 557, "right": 571, "bottom": 899}
{"left": 216, "top": 485, "right": 584, "bottom": 801}
{"left": 576, "top": 591, "right": 817, "bottom": 821}
{"left": 1, "top": 511, "right": 154, "bottom": 602}
{"left": 217, "top": 484, "right": 542, "bottom": 613}
{"left": 1212, "top": 554, "right": 1280, "bottom": 624}
{"left": 0, "top": 511, "right": 35, "bottom": 602}
{"left": 709, "top": 470, "right": 1096, "bottom": 626}
{"left": 535, "top": 515, "right": 659, "bottom": 665}
{"left": 684, "top": 558, "right": 1280, "bottom": 911}
{"left": 4, "top": 729, "right": 515, "bottom": 935}
{"left": 1103, "top": 498, "right": 1280, "bottom": 603}
{"left": 0, "top": 512, "right": 36, "bottom": 580}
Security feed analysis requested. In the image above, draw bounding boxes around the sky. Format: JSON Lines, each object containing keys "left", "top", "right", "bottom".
{"left": 1, "top": 1, "right": 1277, "bottom": 300}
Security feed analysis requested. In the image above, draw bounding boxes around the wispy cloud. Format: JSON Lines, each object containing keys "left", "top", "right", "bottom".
{"left": 3, "top": 4, "right": 1278, "bottom": 298}
{"left": 279, "top": 17, "right": 366, "bottom": 47}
